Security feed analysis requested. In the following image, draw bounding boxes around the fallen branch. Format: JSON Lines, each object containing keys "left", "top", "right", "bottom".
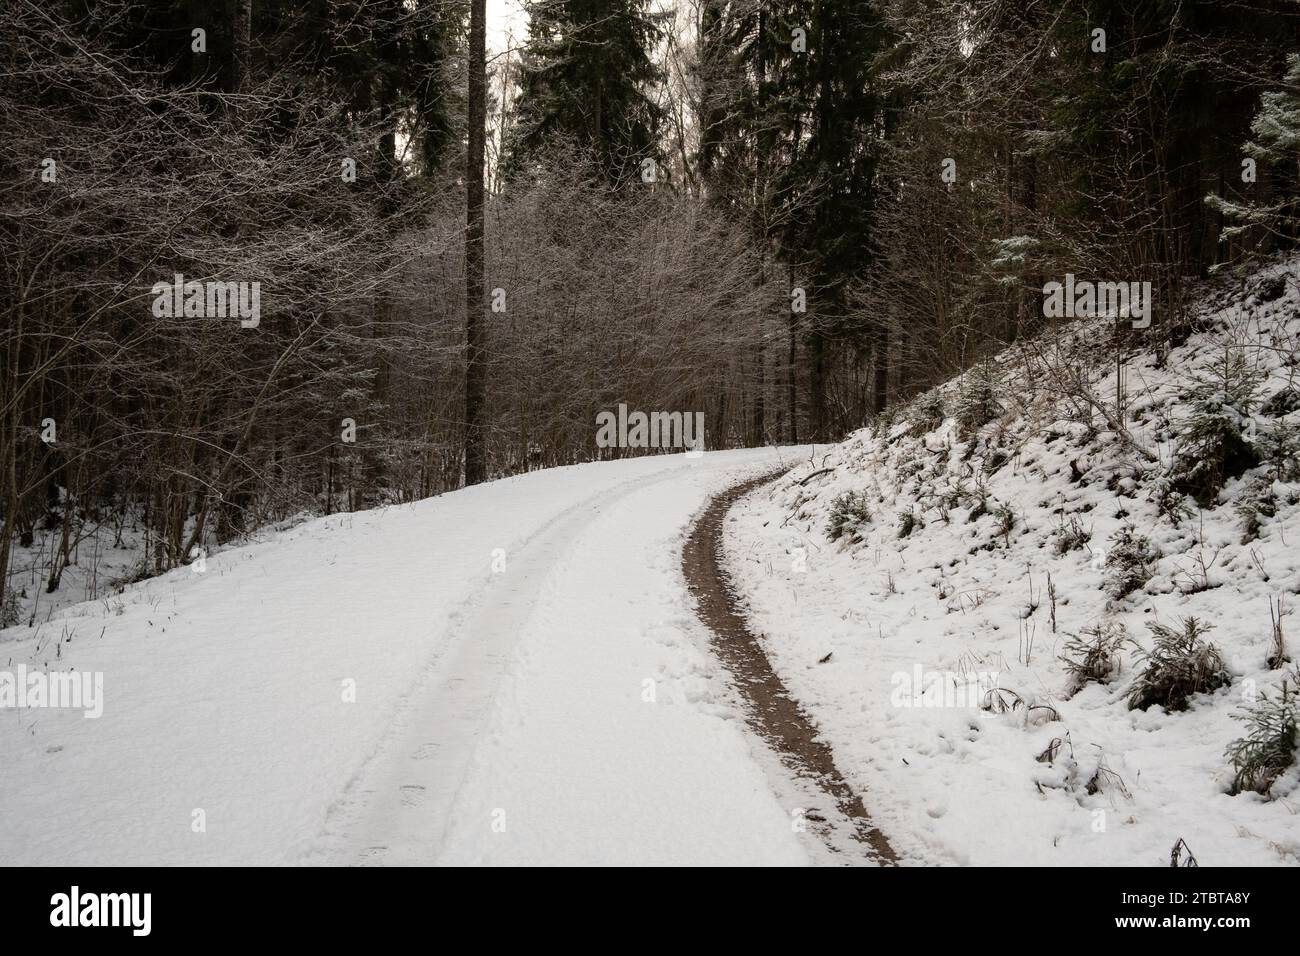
{"left": 798, "top": 467, "right": 835, "bottom": 485}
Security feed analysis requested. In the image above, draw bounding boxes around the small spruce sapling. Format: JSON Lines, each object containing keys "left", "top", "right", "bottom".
{"left": 1225, "top": 674, "right": 1298, "bottom": 795}
{"left": 1103, "top": 523, "right": 1156, "bottom": 599}
{"left": 1128, "top": 617, "right": 1231, "bottom": 712}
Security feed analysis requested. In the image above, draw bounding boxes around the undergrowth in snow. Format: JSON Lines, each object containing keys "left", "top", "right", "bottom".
{"left": 0, "top": 508, "right": 324, "bottom": 637}
{"left": 727, "top": 256, "right": 1300, "bottom": 866}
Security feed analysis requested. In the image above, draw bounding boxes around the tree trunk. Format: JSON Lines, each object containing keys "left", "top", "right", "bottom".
{"left": 872, "top": 325, "right": 888, "bottom": 414}
{"left": 752, "top": 7, "right": 769, "bottom": 446}
{"left": 809, "top": 321, "right": 826, "bottom": 440}
{"left": 808, "top": 0, "right": 832, "bottom": 440}
{"left": 463, "top": 0, "right": 488, "bottom": 486}
{"left": 231, "top": 0, "right": 252, "bottom": 96}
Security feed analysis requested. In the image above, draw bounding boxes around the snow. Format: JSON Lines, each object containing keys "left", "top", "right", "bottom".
{"left": 1, "top": 447, "right": 816, "bottom": 866}
{"left": 11, "top": 262, "right": 1299, "bottom": 869}
{"left": 723, "top": 260, "right": 1300, "bottom": 867}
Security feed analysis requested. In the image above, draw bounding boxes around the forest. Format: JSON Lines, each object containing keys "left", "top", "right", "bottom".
{"left": 3, "top": 0, "right": 1300, "bottom": 604}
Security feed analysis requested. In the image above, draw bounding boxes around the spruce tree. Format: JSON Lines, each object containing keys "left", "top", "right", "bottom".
{"left": 508, "top": 0, "right": 667, "bottom": 185}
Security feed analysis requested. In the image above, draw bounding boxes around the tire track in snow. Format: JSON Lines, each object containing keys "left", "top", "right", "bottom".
{"left": 683, "top": 471, "right": 899, "bottom": 865}
{"left": 320, "top": 461, "right": 704, "bottom": 865}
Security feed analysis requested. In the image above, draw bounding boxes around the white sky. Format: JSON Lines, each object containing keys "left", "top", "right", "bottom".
{"left": 486, "top": 0, "right": 529, "bottom": 58}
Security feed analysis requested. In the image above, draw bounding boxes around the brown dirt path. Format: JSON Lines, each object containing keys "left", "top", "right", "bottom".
{"left": 682, "top": 469, "right": 898, "bottom": 865}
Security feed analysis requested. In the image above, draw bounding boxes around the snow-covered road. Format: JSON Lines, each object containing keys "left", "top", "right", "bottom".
{"left": 2, "top": 448, "right": 819, "bottom": 866}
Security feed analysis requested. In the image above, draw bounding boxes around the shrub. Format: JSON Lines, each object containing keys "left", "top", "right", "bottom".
{"left": 1225, "top": 678, "right": 1298, "bottom": 795}
{"left": 1171, "top": 349, "right": 1263, "bottom": 505}
{"left": 871, "top": 406, "right": 899, "bottom": 439}
{"left": 1259, "top": 386, "right": 1300, "bottom": 419}
{"left": 0, "top": 588, "right": 22, "bottom": 628}
{"left": 897, "top": 509, "right": 918, "bottom": 539}
{"left": 943, "top": 478, "right": 967, "bottom": 510}
{"left": 1148, "top": 474, "right": 1194, "bottom": 528}
{"left": 1128, "top": 617, "right": 1231, "bottom": 711}
{"left": 1103, "top": 524, "right": 1156, "bottom": 599}
{"left": 1234, "top": 474, "right": 1277, "bottom": 542}
{"left": 896, "top": 453, "right": 925, "bottom": 483}
{"left": 993, "top": 500, "right": 1017, "bottom": 545}
{"left": 954, "top": 361, "right": 1003, "bottom": 438}
{"left": 826, "top": 490, "right": 872, "bottom": 542}
{"left": 966, "top": 477, "right": 990, "bottom": 523}
{"left": 909, "top": 391, "right": 947, "bottom": 433}
{"left": 1255, "top": 422, "right": 1300, "bottom": 482}
{"left": 1060, "top": 621, "right": 1131, "bottom": 694}
{"left": 111, "top": 557, "right": 154, "bottom": 590}
{"left": 1052, "top": 514, "right": 1091, "bottom": 555}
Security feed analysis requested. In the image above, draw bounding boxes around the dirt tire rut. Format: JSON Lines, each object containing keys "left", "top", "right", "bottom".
{"left": 683, "top": 470, "right": 898, "bottom": 865}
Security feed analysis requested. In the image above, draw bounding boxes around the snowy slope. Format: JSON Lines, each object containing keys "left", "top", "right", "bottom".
{"left": 726, "top": 259, "right": 1300, "bottom": 866}
{"left": 1, "top": 447, "right": 815, "bottom": 866}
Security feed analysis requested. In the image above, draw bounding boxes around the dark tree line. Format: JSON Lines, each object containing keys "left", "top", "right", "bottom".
{"left": 4, "top": 0, "right": 1300, "bottom": 613}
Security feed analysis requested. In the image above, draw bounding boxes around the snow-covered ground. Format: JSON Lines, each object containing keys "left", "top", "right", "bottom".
{"left": 1, "top": 447, "right": 822, "bottom": 866}
{"left": 11, "top": 263, "right": 1299, "bottom": 870}
{"left": 725, "top": 260, "right": 1300, "bottom": 866}
{"left": 1, "top": 505, "right": 158, "bottom": 630}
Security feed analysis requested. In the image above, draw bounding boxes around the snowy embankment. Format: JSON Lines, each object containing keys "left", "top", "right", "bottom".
{"left": 2, "top": 447, "right": 813, "bottom": 866}
{"left": 726, "top": 259, "right": 1300, "bottom": 866}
